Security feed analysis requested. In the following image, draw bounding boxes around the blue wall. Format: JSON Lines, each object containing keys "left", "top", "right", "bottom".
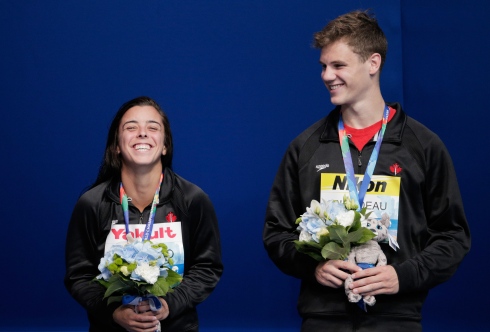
{"left": 0, "top": 1, "right": 487, "bottom": 331}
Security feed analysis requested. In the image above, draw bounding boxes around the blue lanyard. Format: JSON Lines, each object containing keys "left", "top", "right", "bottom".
{"left": 119, "top": 173, "right": 163, "bottom": 241}
{"left": 338, "top": 106, "right": 390, "bottom": 209}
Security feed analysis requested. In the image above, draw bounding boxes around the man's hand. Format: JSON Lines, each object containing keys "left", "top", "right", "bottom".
{"left": 315, "top": 260, "right": 362, "bottom": 288}
{"left": 348, "top": 265, "right": 399, "bottom": 296}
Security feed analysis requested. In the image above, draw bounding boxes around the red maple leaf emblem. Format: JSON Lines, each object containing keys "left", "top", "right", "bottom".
{"left": 390, "top": 163, "right": 402, "bottom": 175}
{"left": 166, "top": 212, "right": 177, "bottom": 222}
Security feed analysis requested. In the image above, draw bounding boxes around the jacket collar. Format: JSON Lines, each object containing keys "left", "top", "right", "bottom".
{"left": 105, "top": 167, "right": 175, "bottom": 205}
{"left": 319, "top": 102, "right": 406, "bottom": 144}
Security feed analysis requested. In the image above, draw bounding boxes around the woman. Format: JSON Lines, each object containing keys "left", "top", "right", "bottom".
{"left": 65, "top": 96, "right": 223, "bottom": 331}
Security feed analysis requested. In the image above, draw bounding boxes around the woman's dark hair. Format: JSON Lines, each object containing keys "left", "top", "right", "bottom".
{"left": 90, "top": 96, "right": 173, "bottom": 188}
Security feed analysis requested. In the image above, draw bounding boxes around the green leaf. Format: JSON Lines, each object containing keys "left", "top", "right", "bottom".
{"left": 107, "top": 295, "right": 123, "bottom": 306}
{"left": 355, "top": 228, "right": 376, "bottom": 244}
{"left": 148, "top": 278, "right": 170, "bottom": 297}
{"left": 166, "top": 269, "right": 183, "bottom": 288}
{"left": 321, "top": 242, "right": 349, "bottom": 260}
{"left": 294, "top": 240, "right": 323, "bottom": 250}
{"left": 353, "top": 212, "right": 361, "bottom": 223}
{"left": 346, "top": 227, "right": 373, "bottom": 243}
{"left": 132, "top": 279, "right": 149, "bottom": 288}
{"left": 364, "top": 211, "right": 373, "bottom": 219}
{"left": 94, "top": 278, "right": 110, "bottom": 288}
{"left": 348, "top": 217, "right": 361, "bottom": 232}
{"left": 294, "top": 240, "right": 318, "bottom": 252}
{"left": 327, "top": 225, "right": 348, "bottom": 244}
{"left": 318, "top": 234, "right": 332, "bottom": 247}
{"left": 294, "top": 240, "right": 324, "bottom": 261}
{"left": 103, "top": 275, "right": 135, "bottom": 298}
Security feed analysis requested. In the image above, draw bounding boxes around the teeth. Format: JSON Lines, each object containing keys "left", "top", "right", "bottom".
{"left": 330, "top": 84, "right": 343, "bottom": 90}
{"left": 135, "top": 144, "right": 150, "bottom": 150}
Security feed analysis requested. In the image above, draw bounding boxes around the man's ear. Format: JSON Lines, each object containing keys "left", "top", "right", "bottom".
{"left": 369, "top": 53, "right": 382, "bottom": 75}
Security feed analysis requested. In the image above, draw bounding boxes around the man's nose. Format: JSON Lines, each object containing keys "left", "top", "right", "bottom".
{"left": 322, "top": 66, "right": 335, "bottom": 81}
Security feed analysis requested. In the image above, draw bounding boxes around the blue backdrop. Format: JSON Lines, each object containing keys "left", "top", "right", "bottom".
{"left": 1, "top": 1, "right": 487, "bottom": 331}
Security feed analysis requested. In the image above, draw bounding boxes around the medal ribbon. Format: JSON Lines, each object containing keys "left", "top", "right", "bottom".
{"left": 338, "top": 106, "right": 390, "bottom": 209}
{"left": 119, "top": 173, "right": 164, "bottom": 241}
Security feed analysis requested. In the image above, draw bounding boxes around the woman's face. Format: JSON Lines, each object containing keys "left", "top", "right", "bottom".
{"left": 117, "top": 105, "right": 167, "bottom": 171}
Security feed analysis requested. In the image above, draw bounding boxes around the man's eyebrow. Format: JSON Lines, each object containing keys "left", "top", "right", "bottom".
{"left": 322, "top": 60, "right": 347, "bottom": 66}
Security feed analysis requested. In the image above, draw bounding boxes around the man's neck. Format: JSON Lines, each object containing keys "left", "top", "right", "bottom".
{"left": 340, "top": 96, "right": 386, "bottom": 129}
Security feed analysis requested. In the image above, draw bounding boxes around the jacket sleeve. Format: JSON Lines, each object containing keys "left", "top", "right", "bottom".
{"left": 393, "top": 133, "right": 471, "bottom": 292}
{"left": 64, "top": 194, "right": 120, "bottom": 328}
{"left": 263, "top": 143, "right": 320, "bottom": 283}
{"left": 162, "top": 189, "right": 223, "bottom": 319}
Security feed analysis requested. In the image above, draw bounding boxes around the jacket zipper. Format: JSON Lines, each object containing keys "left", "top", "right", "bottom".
{"left": 357, "top": 150, "right": 362, "bottom": 172}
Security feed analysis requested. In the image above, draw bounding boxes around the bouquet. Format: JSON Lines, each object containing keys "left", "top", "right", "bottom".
{"left": 294, "top": 195, "right": 375, "bottom": 261}
{"left": 95, "top": 237, "right": 182, "bottom": 310}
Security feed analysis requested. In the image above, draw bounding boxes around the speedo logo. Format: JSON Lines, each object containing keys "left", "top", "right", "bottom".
{"left": 332, "top": 175, "right": 387, "bottom": 193}
{"left": 316, "top": 164, "right": 330, "bottom": 172}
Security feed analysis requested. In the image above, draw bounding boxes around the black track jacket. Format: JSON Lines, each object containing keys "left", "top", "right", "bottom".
{"left": 263, "top": 103, "right": 470, "bottom": 322}
{"left": 65, "top": 168, "right": 223, "bottom": 331}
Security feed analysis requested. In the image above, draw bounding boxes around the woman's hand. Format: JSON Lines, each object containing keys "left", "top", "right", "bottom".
{"left": 135, "top": 298, "right": 169, "bottom": 321}
{"left": 113, "top": 304, "right": 160, "bottom": 332}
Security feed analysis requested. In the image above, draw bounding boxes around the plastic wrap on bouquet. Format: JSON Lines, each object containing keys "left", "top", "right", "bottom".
{"left": 123, "top": 294, "right": 162, "bottom": 332}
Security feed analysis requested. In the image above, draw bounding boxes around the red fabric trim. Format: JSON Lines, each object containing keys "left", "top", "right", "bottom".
{"left": 344, "top": 107, "right": 396, "bottom": 151}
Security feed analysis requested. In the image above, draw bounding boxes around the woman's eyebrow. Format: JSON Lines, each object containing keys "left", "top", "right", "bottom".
{"left": 122, "top": 120, "right": 137, "bottom": 127}
{"left": 122, "top": 119, "right": 162, "bottom": 126}
{"left": 147, "top": 120, "right": 162, "bottom": 126}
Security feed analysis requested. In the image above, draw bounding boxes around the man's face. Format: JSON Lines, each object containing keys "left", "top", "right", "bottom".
{"left": 319, "top": 40, "right": 375, "bottom": 108}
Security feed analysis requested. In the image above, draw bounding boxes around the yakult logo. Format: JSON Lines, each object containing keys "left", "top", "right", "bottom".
{"left": 105, "top": 222, "right": 183, "bottom": 254}
{"left": 111, "top": 226, "right": 177, "bottom": 241}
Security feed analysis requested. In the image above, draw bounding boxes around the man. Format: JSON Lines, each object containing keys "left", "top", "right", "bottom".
{"left": 263, "top": 10, "right": 470, "bottom": 331}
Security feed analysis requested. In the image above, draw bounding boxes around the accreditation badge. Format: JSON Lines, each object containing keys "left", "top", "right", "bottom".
{"left": 105, "top": 222, "right": 185, "bottom": 276}
{"left": 320, "top": 173, "right": 401, "bottom": 243}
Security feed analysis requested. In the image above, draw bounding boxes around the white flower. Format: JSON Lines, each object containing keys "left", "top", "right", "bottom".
{"left": 120, "top": 266, "right": 130, "bottom": 276}
{"left": 132, "top": 262, "right": 160, "bottom": 284}
{"left": 316, "top": 227, "right": 329, "bottom": 238}
{"left": 306, "top": 200, "right": 324, "bottom": 217}
{"left": 335, "top": 210, "right": 355, "bottom": 227}
{"left": 299, "top": 230, "right": 313, "bottom": 242}
{"left": 324, "top": 200, "right": 348, "bottom": 223}
{"left": 343, "top": 194, "right": 359, "bottom": 211}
